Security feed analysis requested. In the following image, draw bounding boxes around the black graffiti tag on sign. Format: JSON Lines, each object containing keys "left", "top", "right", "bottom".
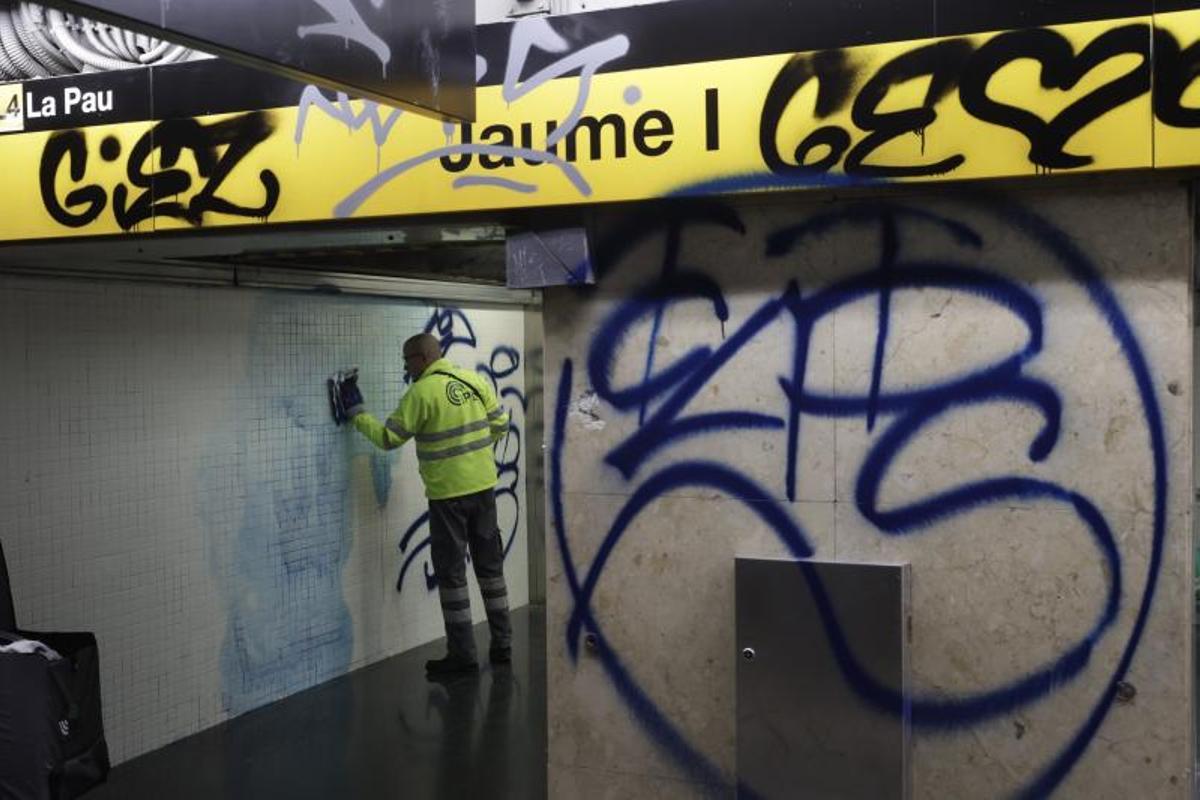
{"left": 39, "top": 111, "right": 281, "bottom": 231}
{"left": 758, "top": 23, "right": 1200, "bottom": 177}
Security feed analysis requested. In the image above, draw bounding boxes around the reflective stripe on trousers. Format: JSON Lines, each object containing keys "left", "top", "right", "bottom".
{"left": 427, "top": 488, "right": 512, "bottom": 660}
{"left": 439, "top": 584, "right": 472, "bottom": 625}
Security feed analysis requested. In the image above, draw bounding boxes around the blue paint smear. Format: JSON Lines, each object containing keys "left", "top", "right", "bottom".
{"left": 213, "top": 293, "right": 422, "bottom": 715}
{"left": 370, "top": 452, "right": 392, "bottom": 508}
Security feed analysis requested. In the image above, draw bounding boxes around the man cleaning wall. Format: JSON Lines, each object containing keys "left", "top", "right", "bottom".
{"left": 333, "top": 333, "right": 513, "bottom": 676}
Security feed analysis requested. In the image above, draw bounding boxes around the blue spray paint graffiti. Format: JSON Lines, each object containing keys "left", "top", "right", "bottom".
{"left": 551, "top": 189, "right": 1167, "bottom": 798}
{"left": 395, "top": 305, "right": 525, "bottom": 594}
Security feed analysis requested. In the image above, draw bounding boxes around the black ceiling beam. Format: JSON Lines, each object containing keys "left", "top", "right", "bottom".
{"left": 37, "top": 0, "right": 476, "bottom": 121}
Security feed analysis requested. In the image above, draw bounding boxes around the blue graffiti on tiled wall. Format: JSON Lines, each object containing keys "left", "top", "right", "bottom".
{"left": 551, "top": 190, "right": 1167, "bottom": 798}
{"left": 207, "top": 297, "right": 521, "bottom": 714}
{"left": 396, "top": 306, "right": 525, "bottom": 594}
{"left": 208, "top": 295, "right": 361, "bottom": 716}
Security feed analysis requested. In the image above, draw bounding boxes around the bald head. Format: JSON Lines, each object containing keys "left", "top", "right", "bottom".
{"left": 403, "top": 333, "right": 442, "bottom": 380}
{"left": 405, "top": 333, "right": 441, "bottom": 360}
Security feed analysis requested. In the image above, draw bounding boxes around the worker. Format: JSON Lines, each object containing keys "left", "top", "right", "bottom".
{"left": 339, "top": 333, "right": 513, "bottom": 676}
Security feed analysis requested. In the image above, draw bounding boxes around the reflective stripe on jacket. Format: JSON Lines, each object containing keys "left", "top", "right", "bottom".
{"left": 352, "top": 358, "right": 510, "bottom": 500}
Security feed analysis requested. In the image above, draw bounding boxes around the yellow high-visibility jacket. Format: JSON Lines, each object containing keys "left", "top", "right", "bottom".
{"left": 352, "top": 358, "right": 510, "bottom": 500}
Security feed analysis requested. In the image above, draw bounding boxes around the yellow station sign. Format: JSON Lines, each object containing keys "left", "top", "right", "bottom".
{"left": 2, "top": 12, "right": 1200, "bottom": 241}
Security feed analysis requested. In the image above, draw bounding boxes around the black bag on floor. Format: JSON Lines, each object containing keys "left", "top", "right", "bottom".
{"left": 0, "top": 539, "right": 109, "bottom": 799}
{"left": 0, "top": 637, "right": 64, "bottom": 800}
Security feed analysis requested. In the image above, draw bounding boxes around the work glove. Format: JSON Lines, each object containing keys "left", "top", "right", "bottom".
{"left": 328, "top": 368, "right": 365, "bottom": 425}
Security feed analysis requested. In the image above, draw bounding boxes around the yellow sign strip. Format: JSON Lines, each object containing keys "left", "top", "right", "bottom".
{"left": 5, "top": 12, "right": 1200, "bottom": 241}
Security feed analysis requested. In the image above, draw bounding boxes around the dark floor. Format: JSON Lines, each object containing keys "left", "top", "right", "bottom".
{"left": 91, "top": 606, "right": 546, "bottom": 800}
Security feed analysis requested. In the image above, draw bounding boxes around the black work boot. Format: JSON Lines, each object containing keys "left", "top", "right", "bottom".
{"left": 425, "top": 654, "right": 479, "bottom": 676}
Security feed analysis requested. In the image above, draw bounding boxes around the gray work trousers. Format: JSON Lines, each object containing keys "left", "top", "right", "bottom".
{"left": 428, "top": 488, "right": 512, "bottom": 661}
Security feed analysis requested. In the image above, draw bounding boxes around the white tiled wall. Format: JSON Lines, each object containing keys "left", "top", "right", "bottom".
{"left": 0, "top": 276, "right": 529, "bottom": 764}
